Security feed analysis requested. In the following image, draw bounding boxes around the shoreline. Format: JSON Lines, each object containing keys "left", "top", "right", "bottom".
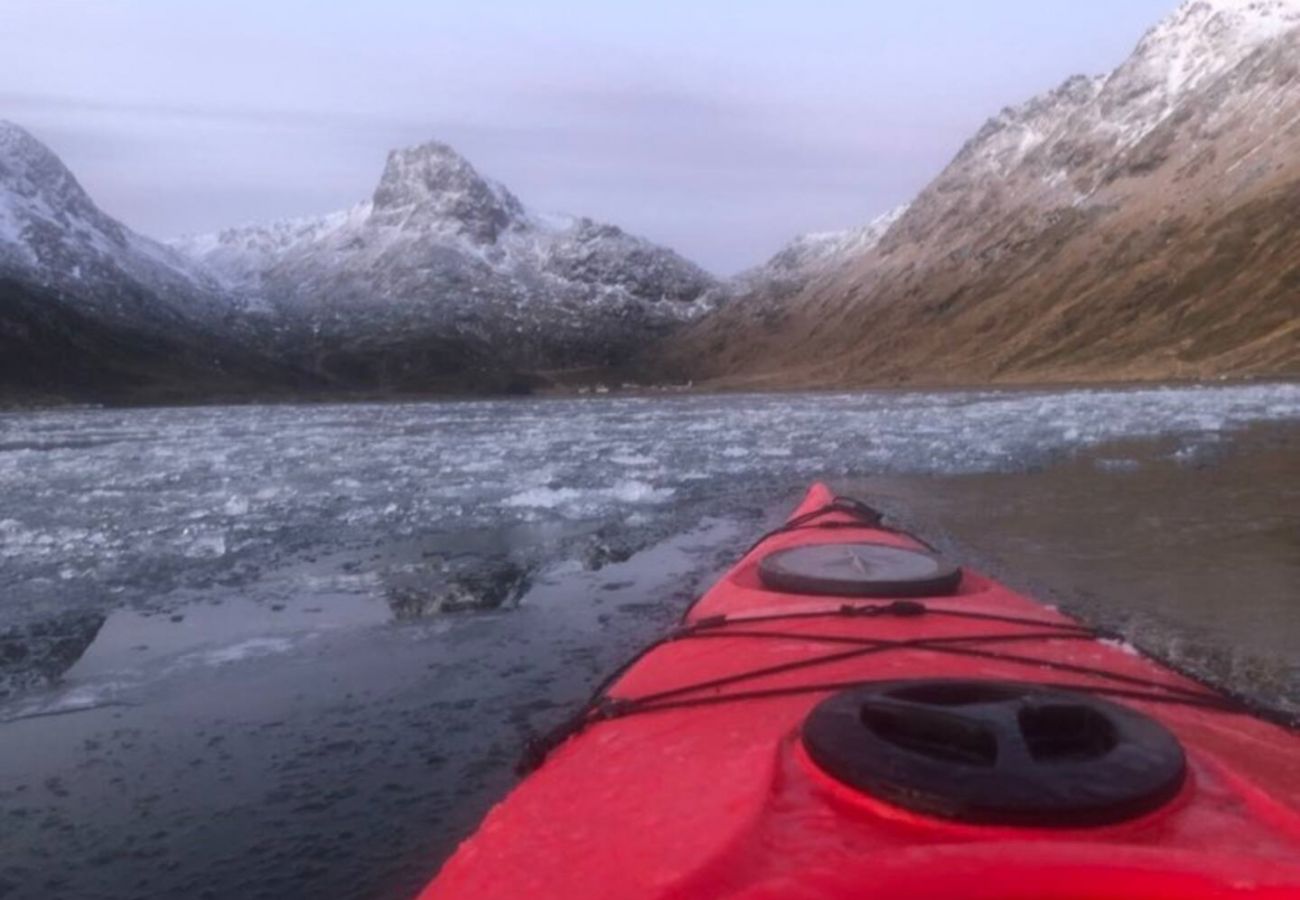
{"left": 3, "top": 372, "right": 1297, "bottom": 415}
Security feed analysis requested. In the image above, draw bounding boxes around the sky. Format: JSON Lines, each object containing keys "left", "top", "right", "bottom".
{"left": 0, "top": 0, "right": 1180, "bottom": 274}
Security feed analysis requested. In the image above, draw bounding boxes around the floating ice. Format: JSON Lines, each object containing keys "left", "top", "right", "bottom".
{"left": 193, "top": 636, "right": 296, "bottom": 666}
{"left": 501, "top": 486, "right": 585, "bottom": 509}
{"left": 609, "top": 452, "right": 655, "bottom": 467}
{"left": 182, "top": 531, "right": 228, "bottom": 559}
{"left": 0, "top": 681, "right": 129, "bottom": 723}
{"left": 0, "top": 382, "right": 1295, "bottom": 639}
{"left": 503, "top": 480, "right": 674, "bottom": 513}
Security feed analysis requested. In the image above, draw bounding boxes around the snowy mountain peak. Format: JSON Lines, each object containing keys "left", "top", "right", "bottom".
{"left": 956, "top": 74, "right": 1105, "bottom": 174}
{"left": 762, "top": 205, "right": 909, "bottom": 276}
{"left": 0, "top": 120, "right": 126, "bottom": 260}
{"left": 710, "top": 204, "right": 909, "bottom": 312}
{"left": 369, "top": 140, "right": 525, "bottom": 243}
{"left": 1105, "top": 0, "right": 1300, "bottom": 133}
{"left": 168, "top": 135, "right": 717, "bottom": 377}
{"left": 1166, "top": 0, "right": 1300, "bottom": 37}
{"left": 942, "top": 0, "right": 1300, "bottom": 190}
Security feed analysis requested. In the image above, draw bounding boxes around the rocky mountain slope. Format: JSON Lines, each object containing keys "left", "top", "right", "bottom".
{"left": 172, "top": 142, "right": 716, "bottom": 390}
{"left": 700, "top": 206, "right": 908, "bottom": 328}
{"left": 664, "top": 0, "right": 1300, "bottom": 387}
{"left": 0, "top": 121, "right": 294, "bottom": 402}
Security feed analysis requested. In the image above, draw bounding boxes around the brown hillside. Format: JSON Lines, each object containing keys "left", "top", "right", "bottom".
{"left": 659, "top": 23, "right": 1300, "bottom": 388}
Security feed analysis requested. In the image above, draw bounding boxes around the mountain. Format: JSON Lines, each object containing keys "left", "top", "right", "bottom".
{"left": 6, "top": 0, "right": 1296, "bottom": 402}
{"left": 172, "top": 142, "right": 717, "bottom": 391}
{"left": 0, "top": 121, "right": 222, "bottom": 316}
{"left": 700, "top": 206, "right": 908, "bottom": 327}
{"left": 0, "top": 128, "right": 716, "bottom": 403}
{"left": 662, "top": 0, "right": 1300, "bottom": 387}
{"left": 0, "top": 121, "right": 300, "bottom": 403}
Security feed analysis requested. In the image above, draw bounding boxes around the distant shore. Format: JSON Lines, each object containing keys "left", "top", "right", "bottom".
{"left": 3, "top": 371, "right": 1297, "bottom": 414}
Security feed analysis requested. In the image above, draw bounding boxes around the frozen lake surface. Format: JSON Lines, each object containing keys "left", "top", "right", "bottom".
{"left": 0, "top": 383, "right": 1297, "bottom": 899}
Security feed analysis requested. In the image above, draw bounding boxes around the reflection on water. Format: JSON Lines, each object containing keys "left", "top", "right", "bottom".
{"left": 0, "top": 610, "right": 105, "bottom": 699}
{"left": 385, "top": 558, "right": 534, "bottom": 620}
{"left": 0, "top": 516, "right": 747, "bottom": 900}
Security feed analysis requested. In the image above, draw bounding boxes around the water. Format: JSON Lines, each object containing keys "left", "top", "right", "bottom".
{"left": 843, "top": 422, "right": 1300, "bottom": 710}
{"left": 3, "top": 384, "right": 1296, "bottom": 628}
{"left": 0, "top": 383, "right": 1297, "bottom": 899}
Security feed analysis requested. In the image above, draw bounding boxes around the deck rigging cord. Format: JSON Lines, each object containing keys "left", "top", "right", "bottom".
{"left": 520, "top": 498, "right": 1300, "bottom": 774}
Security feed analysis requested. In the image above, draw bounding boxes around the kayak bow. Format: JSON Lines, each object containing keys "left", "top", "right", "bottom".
{"left": 420, "top": 483, "right": 1300, "bottom": 899}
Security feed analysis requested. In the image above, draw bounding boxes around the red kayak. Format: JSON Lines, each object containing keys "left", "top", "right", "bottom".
{"left": 420, "top": 484, "right": 1300, "bottom": 899}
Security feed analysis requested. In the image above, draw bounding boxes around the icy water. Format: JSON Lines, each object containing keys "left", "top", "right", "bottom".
{"left": 0, "top": 384, "right": 1298, "bottom": 899}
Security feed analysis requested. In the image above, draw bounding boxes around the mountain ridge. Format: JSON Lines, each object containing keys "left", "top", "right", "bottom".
{"left": 658, "top": 0, "right": 1300, "bottom": 388}
{"left": 0, "top": 127, "right": 719, "bottom": 401}
{"left": 170, "top": 139, "right": 718, "bottom": 387}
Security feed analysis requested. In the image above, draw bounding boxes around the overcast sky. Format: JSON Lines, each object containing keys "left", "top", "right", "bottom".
{"left": 0, "top": 0, "right": 1178, "bottom": 273}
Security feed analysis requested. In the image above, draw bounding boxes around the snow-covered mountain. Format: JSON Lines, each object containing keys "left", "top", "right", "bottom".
{"left": 0, "top": 121, "right": 230, "bottom": 324}
{"left": 693, "top": 206, "right": 908, "bottom": 324}
{"left": 883, "top": 0, "right": 1300, "bottom": 253}
{"left": 0, "top": 120, "right": 292, "bottom": 402}
{"left": 748, "top": 206, "right": 908, "bottom": 284}
{"left": 670, "top": 0, "right": 1300, "bottom": 386}
{"left": 172, "top": 141, "right": 717, "bottom": 384}
{"left": 0, "top": 127, "right": 717, "bottom": 400}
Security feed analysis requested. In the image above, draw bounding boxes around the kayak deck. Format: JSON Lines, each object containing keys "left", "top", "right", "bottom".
{"left": 422, "top": 483, "right": 1300, "bottom": 899}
